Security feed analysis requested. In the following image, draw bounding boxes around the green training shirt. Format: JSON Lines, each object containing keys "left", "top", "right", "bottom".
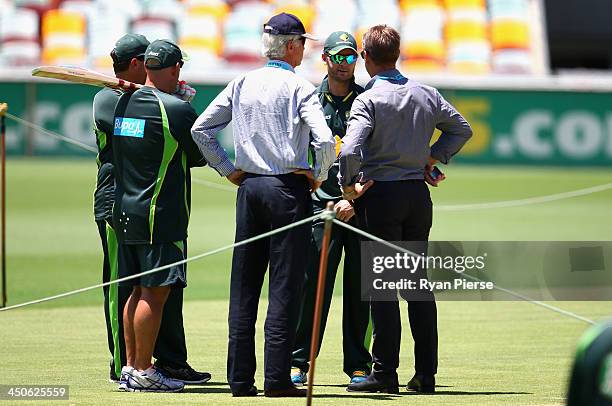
{"left": 92, "top": 87, "right": 122, "bottom": 221}
{"left": 313, "top": 76, "right": 364, "bottom": 201}
{"left": 112, "top": 86, "right": 207, "bottom": 244}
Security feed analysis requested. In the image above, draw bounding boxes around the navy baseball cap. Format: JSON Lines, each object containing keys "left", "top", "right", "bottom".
{"left": 263, "top": 12, "right": 318, "bottom": 41}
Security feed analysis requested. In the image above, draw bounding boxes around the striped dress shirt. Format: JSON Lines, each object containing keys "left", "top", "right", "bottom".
{"left": 191, "top": 60, "right": 336, "bottom": 181}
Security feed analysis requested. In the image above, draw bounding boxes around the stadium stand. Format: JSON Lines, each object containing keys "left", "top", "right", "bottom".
{"left": 0, "top": 7, "right": 41, "bottom": 66}
{"left": 0, "top": 0, "right": 547, "bottom": 75}
{"left": 41, "top": 9, "right": 87, "bottom": 65}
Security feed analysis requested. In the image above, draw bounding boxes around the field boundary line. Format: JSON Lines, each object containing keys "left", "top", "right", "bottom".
{"left": 7, "top": 111, "right": 612, "bottom": 210}
{"left": 334, "top": 219, "right": 596, "bottom": 326}
{"left": 436, "top": 182, "right": 612, "bottom": 211}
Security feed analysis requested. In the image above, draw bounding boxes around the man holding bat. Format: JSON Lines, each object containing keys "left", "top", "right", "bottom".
{"left": 92, "top": 34, "right": 207, "bottom": 387}
{"left": 112, "top": 39, "right": 208, "bottom": 392}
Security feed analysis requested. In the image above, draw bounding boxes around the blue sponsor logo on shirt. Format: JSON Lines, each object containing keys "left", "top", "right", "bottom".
{"left": 114, "top": 117, "right": 145, "bottom": 138}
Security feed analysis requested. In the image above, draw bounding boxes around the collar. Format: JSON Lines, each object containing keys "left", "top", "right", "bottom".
{"left": 265, "top": 60, "right": 295, "bottom": 72}
{"left": 365, "top": 68, "right": 407, "bottom": 90}
{"left": 318, "top": 75, "right": 361, "bottom": 100}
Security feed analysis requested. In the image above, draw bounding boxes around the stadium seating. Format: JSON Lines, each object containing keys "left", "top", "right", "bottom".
{"left": 399, "top": 0, "right": 445, "bottom": 72}
{"left": 0, "top": 7, "right": 41, "bottom": 66}
{"left": 179, "top": 0, "right": 229, "bottom": 70}
{"left": 489, "top": 0, "right": 531, "bottom": 73}
{"left": 41, "top": 9, "right": 87, "bottom": 65}
{"left": 223, "top": 1, "right": 272, "bottom": 63}
{"left": 0, "top": 0, "right": 542, "bottom": 75}
{"left": 444, "top": 0, "right": 491, "bottom": 74}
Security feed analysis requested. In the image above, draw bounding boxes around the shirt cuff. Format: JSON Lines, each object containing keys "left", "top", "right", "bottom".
{"left": 213, "top": 157, "right": 236, "bottom": 177}
{"left": 430, "top": 146, "right": 449, "bottom": 165}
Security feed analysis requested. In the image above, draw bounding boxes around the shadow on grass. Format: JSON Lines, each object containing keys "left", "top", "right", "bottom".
{"left": 183, "top": 387, "right": 234, "bottom": 394}
{"left": 404, "top": 390, "right": 532, "bottom": 396}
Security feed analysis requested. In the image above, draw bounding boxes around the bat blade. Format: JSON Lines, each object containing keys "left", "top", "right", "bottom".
{"left": 31, "top": 66, "right": 141, "bottom": 91}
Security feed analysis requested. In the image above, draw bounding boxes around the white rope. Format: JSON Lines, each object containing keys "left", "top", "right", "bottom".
{"left": 436, "top": 182, "right": 612, "bottom": 211}
{"left": 332, "top": 219, "right": 595, "bottom": 325}
{"left": 5, "top": 112, "right": 98, "bottom": 153}
{"left": 6, "top": 112, "right": 611, "bottom": 211}
{"left": 0, "top": 111, "right": 600, "bottom": 324}
{"left": 0, "top": 212, "right": 324, "bottom": 312}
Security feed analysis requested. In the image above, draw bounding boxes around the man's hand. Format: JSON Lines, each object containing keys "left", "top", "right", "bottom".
{"left": 341, "top": 180, "right": 374, "bottom": 200}
{"left": 294, "top": 169, "right": 322, "bottom": 192}
{"left": 424, "top": 163, "right": 446, "bottom": 187}
{"left": 173, "top": 80, "right": 197, "bottom": 102}
{"left": 334, "top": 199, "right": 355, "bottom": 222}
{"left": 227, "top": 169, "right": 246, "bottom": 186}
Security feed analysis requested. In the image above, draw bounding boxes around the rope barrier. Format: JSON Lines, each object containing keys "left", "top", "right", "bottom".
{"left": 0, "top": 212, "right": 323, "bottom": 312}
{"left": 333, "top": 219, "right": 595, "bottom": 325}
{"left": 5, "top": 113, "right": 98, "bottom": 153}
{"left": 0, "top": 111, "right": 600, "bottom": 325}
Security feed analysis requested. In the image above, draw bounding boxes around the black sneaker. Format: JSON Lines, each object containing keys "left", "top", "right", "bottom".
{"left": 406, "top": 374, "right": 435, "bottom": 393}
{"left": 154, "top": 362, "right": 211, "bottom": 385}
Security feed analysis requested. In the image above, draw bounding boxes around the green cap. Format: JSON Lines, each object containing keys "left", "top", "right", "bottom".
{"left": 144, "top": 39, "right": 188, "bottom": 70}
{"left": 323, "top": 31, "right": 358, "bottom": 55}
{"left": 112, "top": 34, "right": 150, "bottom": 63}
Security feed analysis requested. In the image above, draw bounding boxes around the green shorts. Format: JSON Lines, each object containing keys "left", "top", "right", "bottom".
{"left": 118, "top": 241, "right": 187, "bottom": 288}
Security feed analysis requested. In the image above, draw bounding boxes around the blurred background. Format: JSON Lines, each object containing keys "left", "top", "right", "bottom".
{"left": 1, "top": 0, "right": 612, "bottom": 167}
{"left": 1, "top": 4, "right": 610, "bottom": 403}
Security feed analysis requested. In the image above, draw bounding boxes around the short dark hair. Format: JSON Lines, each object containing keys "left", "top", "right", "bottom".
{"left": 363, "top": 25, "right": 400, "bottom": 66}
{"left": 110, "top": 50, "right": 143, "bottom": 74}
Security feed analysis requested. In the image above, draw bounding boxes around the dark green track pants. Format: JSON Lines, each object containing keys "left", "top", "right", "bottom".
{"left": 291, "top": 200, "right": 372, "bottom": 376}
{"left": 97, "top": 220, "right": 189, "bottom": 377}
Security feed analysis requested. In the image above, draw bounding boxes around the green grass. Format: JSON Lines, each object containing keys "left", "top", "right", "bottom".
{"left": 1, "top": 158, "right": 612, "bottom": 405}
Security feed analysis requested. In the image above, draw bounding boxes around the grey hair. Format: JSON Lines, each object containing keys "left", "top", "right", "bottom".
{"left": 261, "top": 33, "right": 302, "bottom": 59}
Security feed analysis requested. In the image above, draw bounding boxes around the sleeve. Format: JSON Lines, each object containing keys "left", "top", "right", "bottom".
{"left": 93, "top": 89, "right": 117, "bottom": 140}
{"left": 298, "top": 86, "right": 335, "bottom": 181}
{"left": 338, "top": 97, "right": 373, "bottom": 187}
{"left": 172, "top": 102, "right": 207, "bottom": 168}
{"left": 430, "top": 90, "right": 473, "bottom": 164}
{"left": 190, "top": 82, "right": 236, "bottom": 176}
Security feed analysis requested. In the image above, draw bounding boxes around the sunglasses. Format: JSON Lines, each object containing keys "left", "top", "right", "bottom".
{"left": 328, "top": 53, "right": 358, "bottom": 65}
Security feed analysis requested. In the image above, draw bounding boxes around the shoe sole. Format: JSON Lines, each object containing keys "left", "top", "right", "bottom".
{"left": 406, "top": 387, "right": 435, "bottom": 394}
{"left": 346, "top": 386, "right": 399, "bottom": 394}
{"left": 179, "top": 376, "right": 211, "bottom": 385}
{"left": 123, "top": 386, "right": 184, "bottom": 393}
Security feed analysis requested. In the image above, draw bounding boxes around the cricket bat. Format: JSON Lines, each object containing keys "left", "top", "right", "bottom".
{"left": 31, "top": 66, "right": 141, "bottom": 91}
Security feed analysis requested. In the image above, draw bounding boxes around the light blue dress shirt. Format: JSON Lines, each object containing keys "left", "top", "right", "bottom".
{"left": 191, "top": 60, "right": 336, "bottom": 181}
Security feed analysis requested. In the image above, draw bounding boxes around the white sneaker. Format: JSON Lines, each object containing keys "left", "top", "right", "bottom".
{"left": 125, "top": 366, "right": 185, "bottom": 393}
{"left": 118, "top": 366, "right": 134, "bottom": 391}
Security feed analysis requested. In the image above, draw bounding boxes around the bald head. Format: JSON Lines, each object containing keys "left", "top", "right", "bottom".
{"left": 144, "top": 64, "right": 180, "bottom": 94}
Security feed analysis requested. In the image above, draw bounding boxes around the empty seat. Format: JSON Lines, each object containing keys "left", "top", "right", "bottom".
{"left": 355, "top": 0, "right": 401, "bottom": 48}
{"left": 89, "top": 9, "right": 130, "bottom": 69}
{"left": 223, "top": 1, "right": 272, "bottom": 64}
{"left": 41, "top": 9, "right": 87, "bottom": 65}
{"left": 131, "top": 16, "right": 177, "bottom": 44}
{"left": 179, "top": 0, "right": 229, "bottom": 70}
{"left": 400, "top": 0, "right": 446, "bottom": 72}
{"left": 0, "top": 7, "right": 41, "bottom": 66}
{"left": 444, "top": 0, "right": 490, "bottom": 74}
{"left": 489, "top": 0, "right": 531, "bottom": 73}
